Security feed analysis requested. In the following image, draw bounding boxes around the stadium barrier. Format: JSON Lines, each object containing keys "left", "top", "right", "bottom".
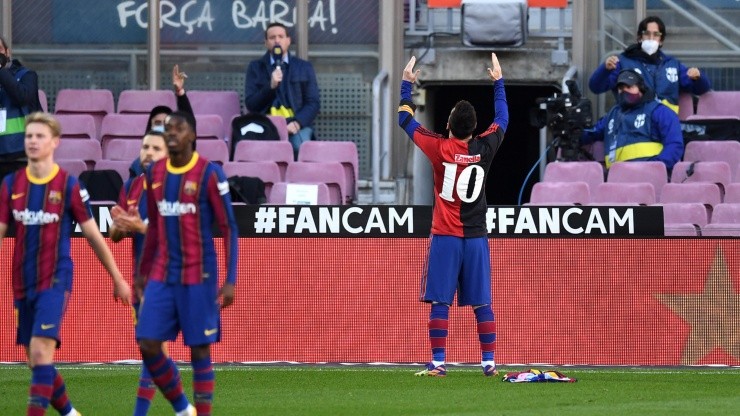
{"left": 1, "top": 205, "right": 738, "bottom": 367}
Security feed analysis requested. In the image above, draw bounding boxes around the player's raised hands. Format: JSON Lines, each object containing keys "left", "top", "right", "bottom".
{"left": 173, "top": 64, "right": 187, "bottom": 95}
{"left": 403, "top": 56, "right": 421, "bottom": 83}
{"left": 487, "top": 53, "right": 503, "bottom": 81}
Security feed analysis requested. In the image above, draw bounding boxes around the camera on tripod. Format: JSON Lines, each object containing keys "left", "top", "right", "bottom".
{"left": 529, "top": 80, "right": 593, "bottom": 161}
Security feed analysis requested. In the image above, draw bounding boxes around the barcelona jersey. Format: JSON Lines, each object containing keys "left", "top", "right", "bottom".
{"left": 138, "top": 152, "right": 238, "bottom": 286}
{"left": 0, "top": 165, "right": 93, "bottom": 300}
{"left": 116, "top": 174, "right": 147, "bottom": 278}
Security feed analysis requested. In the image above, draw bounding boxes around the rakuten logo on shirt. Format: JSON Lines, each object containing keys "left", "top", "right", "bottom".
{"left": 454, "top": 154, "right": 481, "bottom": 164}
{"left": 13, "top": 209, "right": 60, "bottom": 225}
{"left": 157, "top": 200, "right": 197, "bottom": 216}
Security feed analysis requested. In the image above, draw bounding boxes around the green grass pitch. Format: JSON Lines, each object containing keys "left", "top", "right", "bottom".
{"left": 1, "top": 364, "right": 738, "bottom": 415}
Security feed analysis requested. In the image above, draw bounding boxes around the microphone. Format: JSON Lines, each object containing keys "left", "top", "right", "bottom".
{"left": 272, "top": 45, "right": 283, "bottom": 68}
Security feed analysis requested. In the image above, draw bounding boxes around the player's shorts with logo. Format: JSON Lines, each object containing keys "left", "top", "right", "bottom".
{"left": 420, "top": 235, "right": 491, "bottom": 306}
{"left": 136, "top": 279, "right": 220, "bottom": 346}
{"left": 14, "top": 287, "right": 69, "bottom": 346}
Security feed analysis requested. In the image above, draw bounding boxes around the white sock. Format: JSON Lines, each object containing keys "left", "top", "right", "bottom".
{"left": 482, "top": 360, "right": 496, "bottom": 369}
{"left": 62, "top": 409, "right": 78, "bottom": 416}
{"left": 175, "top": 404, "right": 195, "bottom": 416}
{"left": 432, "top": 360, "right": 445, "bottom": 367}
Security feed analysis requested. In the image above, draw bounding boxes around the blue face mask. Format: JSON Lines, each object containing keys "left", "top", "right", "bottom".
{"left": 618, "top": 91, "right": 642, "bottom": 109}
{"left": 151, "top": 125, "right": 165, "bottom": 133}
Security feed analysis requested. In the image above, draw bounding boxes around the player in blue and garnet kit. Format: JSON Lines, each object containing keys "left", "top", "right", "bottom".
{"left": 398, "top": 54, "right": 508, "bottom": 377}
{"left": 109, "top": 130, "right": 168, "bottom": 416}
{"left": 136, "top": 111, "right": 238, "bottom": 416}
{"left": 0, "top": 112, "right": 131, "bottom": 415}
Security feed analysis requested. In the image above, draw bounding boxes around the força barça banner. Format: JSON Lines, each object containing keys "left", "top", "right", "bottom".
{"left": 78, "top": 205, "right": 664, "bottom": 237}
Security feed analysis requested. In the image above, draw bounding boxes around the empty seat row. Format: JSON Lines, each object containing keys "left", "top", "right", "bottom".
{"left": 678, "top": 90, "right": 740, "bottom": 122}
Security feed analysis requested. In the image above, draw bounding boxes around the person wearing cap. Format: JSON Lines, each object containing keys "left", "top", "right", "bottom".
{"left": 244, "top": 22, "right": 320, "bottom": 159}
{"left": 588, "top": 16, "right": 711, "bottom": 114}
{"left": 582, "top": 68, "right": 684, "bottom": 171}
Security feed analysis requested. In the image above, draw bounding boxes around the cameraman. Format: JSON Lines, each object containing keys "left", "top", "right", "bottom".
{"left": 0, "top": 36, "right": 42, "bottom": 181}
{"left": 581, "top": 69, "right": 683, "bottom": 171}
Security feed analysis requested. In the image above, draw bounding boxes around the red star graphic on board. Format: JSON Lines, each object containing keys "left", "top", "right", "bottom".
{"left": 654, "top": 245, "right": 740, "bottom": 365}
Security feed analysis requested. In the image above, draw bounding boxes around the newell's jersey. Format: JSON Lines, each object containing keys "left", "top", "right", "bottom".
{"left": 0, "top": 165, "right": 93, "bottom": 300}
{"left": 116, "top": 174, "right": 147, "bottom": 278}
{"left": 139, "top": 153, "right": 238, "bottom": 286}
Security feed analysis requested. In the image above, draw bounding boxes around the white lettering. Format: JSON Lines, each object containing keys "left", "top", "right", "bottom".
{"left": 585, "top": 209, "right": 607, "bottom": 234}
{"left": 562, "top": 208, "right": 584, "bottom": 234}
{"left": 278, "top": 207, "right": 295, "bottom": 232}
{"left": 514, "top": 208, "right": 537, "bottom": 234}
{"left": 98, "top": 206, "right": 113, "bottom": 233}
{"left": 610, "top": 208, "right": 634, "bottom": 233}
{"left": 318, "top": 207, "right": 341, "bottom": 233}
{"left": 294, "top": 208, "right": 318, "bottom": 233}
{"left": 342, "top": 207, "right": 363, "bottom": 234}
{"left": 364, "top": 208, "right": 387, "bottom": 233}
{"left": 538, "top": 207, "right": 560, "bottom": 233}
{"left": 12, "top": 209, "right": 60, "bottom": 225}
{"left": 388, "top": 207, "right": 413, "bottom": 233}
{"left": 498, "top": 207, "right": 516, "bottom": 233}
{"left": 157, "top": 200, "right": 197, "bottom": 216}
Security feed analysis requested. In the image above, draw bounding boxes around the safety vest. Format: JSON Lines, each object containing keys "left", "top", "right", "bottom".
{"left": 603, "top": 100, "right": 663, "bottom": 168}
{"left": 0, "top": 67, "right": 31, "bottom": 156}
{"left": 619, "top": 54, "right": 681, "bottom": 113}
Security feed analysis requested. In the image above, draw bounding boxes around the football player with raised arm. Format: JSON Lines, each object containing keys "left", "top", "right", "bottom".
{"left": 398, "top": 53, "right": 508, "bottom": 377}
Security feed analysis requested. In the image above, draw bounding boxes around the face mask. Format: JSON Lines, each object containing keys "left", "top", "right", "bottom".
{"left": 641, "top": 39, "right": 659, "bottom": 55}
{"left": 618, "top": 91, "right": 642, "bottom": 108}
{"left": 151, "top": 125, "right": 165, "bottom": 133}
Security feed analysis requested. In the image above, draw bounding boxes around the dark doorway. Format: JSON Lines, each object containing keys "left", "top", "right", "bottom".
{"left": 426, "top": 83, "right": 560, "bottom": 205}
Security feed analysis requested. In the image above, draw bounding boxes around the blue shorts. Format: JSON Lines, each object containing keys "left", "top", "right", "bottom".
{"left": 136, "top": 280, "right": 220, "bottom": 346}
{"left": 14, "top": 288, "right": 69, "bottom": 347}
{"left": 420, "top": 235, "right": 492, "bottom": 306}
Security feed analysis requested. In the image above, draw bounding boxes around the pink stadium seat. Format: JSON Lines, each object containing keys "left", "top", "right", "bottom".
{"left": 660, "top": 182, "right": 722, "bottom": 222}
{"left": 285, "top": 162, "right": 348, "bottom": 205}
{"left": 267, "top": 115, "right": 289, "bottom": 141}
{"left": 686, "top": 91, "right": 740, "bottom": 121}
{"left": 710, "top": 203, "right": 740, "bottom": 224}
{"left": 56, "top": 114, "right": 98, "bottom": 141}
{"left": 94, "top": 160, "right": 133, "bottom": 182}
{"left": 104, "top": 139, "right": 143, "bottom": 161}
{"left": 54, "top": 89, "right": 115, "bottom": 137}
{"left": 298, "top": 141, "right": 359, "bottom": 204}
{"left": 702, "top": 223, "right": 740, "bottom": 236}
{"left": 683, "top": 141, "right": 740, "bottom": 183}
{"left": 670, "top": 161, "right": 732, "bottom": 198}
{"left": 188, "top": 90, "right": 241, "bottom": 139}
{"left": 268, "top": 182, "right": 332, "bottom": 205}
{"left": 527, "top": 181, "right": 590, "bottom": 205}
{"left": 590, "top": 182, "right": 656, "bottom": 205}
{"left": 222, "top": 161, "right": 281, "bottom": 199}
{"left": 99, "top": 114, "right": 150, "bottom": 155}
{"left": 724, "top": 183, "right": 740, "bottom": 203}
{"left": 543, "top": 161, "right": 604, "bottom": 192}
{"left": 607, "top": 161, "right": 667, "bottom": 201}
{"left": 664, "top": 223, "right": 702, "bottom": 237}
{"left": 55, "top": 139, "right": 102, "bottom": 170}
{"left": 677, "top": 92, "right": 694, "bottom": 121}
{"left": 232, "top": 140, "right": 294, "bottom": 180}
{"left": 56, "top": 159, "right": 88, "bottom": 178}
{"left": 196, "top": 140, "right": 229, "bottom": 165}
{"left": 657, "top": 202, "right": 709, "bottom": 227}
{"left": 38, "top": 89, "right": 48, "bottom": 113}
{"left": 194, "top": 114, "right": 225, "bottom": 141}
{"left": 117, "top": 90, "right": 177, "bottom": 114}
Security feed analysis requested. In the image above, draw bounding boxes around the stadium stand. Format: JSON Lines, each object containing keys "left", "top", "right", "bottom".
{"left": 99, "top": 114, "right": 150, "bottom": 154}
{"left": 298, "top": 141, "right": 359, "bottom": 204}
{"left": 607, "top": 161, "right": 667, "bottom": 201}
{"left": 54, "top": 89, "right": 115, "bottom": 137}
{"left": 542, "top": 161, "right": 604, "bottom": 193}
{"left": 117, "top": 89, "right": 177, "bottom": 114}
{"left": 686, "top": 90, "right": 740, "bottom": 121}
{"left": 657, "top": 202, "right": 708, "bottom": 236}
{"left": 56, "top": 114, "right": 98, "bottom": 141}
{"left": 104, "top": 138, "right": 143, "bottom": 161}
{"left": 267, "top": 115, "right": 290, "bottom": 141}
{"left": 670, "top": 161, "right": 732, "bottom": 198}
{"left": 527, "top": 181, "right": 590, "bottom": 205}
{"left": 285, "top": 162, "right": 348, "bottom": 205}
{"left": 703, "top": 203, "right": 740, "bottom": 236}
{"left": 683, "top": 140, "right": 740, "bottom": 182}
{"left": 590, "top": 182, "right": 656, "bottom": 205}
{"left": 677, "top": 92, "right": 695, "bottom": 121}
{"left": 195, "top": 139, "right": 229, "bottom": 165}
{"left": 660, "top": 182, "right": 722, "bottom": 222}
{"left": 188, "top": 90, "right": 241, "bottom": 139}
{"left": 55, "top": 139, "right": 102, "bottom": 170}
{"left": 222, "top": 161, "right": 281, "bottom": 199}
{"left": 268, "top": 182, "right": 332, "bottom": 205}
{"left": 94, "top": 160, "right": 133, "bottom": 182}
{"left": 38, "top": 89, "right": 48, "bottom": 113}
{"left": 194, "top": 114, "right": 225, "bottom": 141}
{"left": 724, "top": 183, "right": 740, "bottom": 203}
{"left": 56, "top": 159, "right": 88, "bottom": 178}
{"left": 232, "top": 140, "right": 294, "bottom": 180}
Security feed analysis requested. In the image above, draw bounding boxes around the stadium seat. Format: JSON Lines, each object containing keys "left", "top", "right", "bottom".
{"left": 543, "top": 161, "right": 604, "bottom": 193}
{"left": 710, "top": 203, "right": 740, "bottom": 224}
{"left": 56, "top": 114, "right": 98, "bottom": 141}
{"left": 94, "top": 160, "right": 134, "bottom": 182}
{"left": 232, "top": 140, "right": 294, "bottom": 180}
{"left": 194, "top": 114, "right": 225, "bottom": 141}
{"left": 267, "top": 115, "right": 289, "bottom": 141}
{"left": 56, "top": 159, "right": 88, "bottom": 178}
{"left": 590, "top": 182, "right": 656, "bottom": 205}
{"left": 527, "top": 181, "right": 590, "bottom": 205}
{"left": 222, "top": 161, "right": 281, "bottom": 199}
{"left": 670, "top": 161, "right": 732, "bottom": 198}
{"left": 285, "top": 162, "right": 348, "bottom": 205}
{"left": 298, "top": 141, "right": 359, "bottom": 204}
{"left": 188, "top": 90, "right": 241, "bottom": 139}
{"left": 683, "top": 140, "right": 740, "bottom": 183}
{"left": 724, "top": 183, "right": 740, "bottom": 203}
{"left": 701, "top": 223, "right": 740, "bottom": 236}
{"left": 55, "top": 139, "right": 102, "bottom": 170}
{"left": 677, "top": 92, "right": 695, "bottom": 121}
{"left": 607, "top": 161, "right": 667, "bottom": 201}
{"left": 38, "top": 89, "right": 48, "bottom": 113}
{"left": 195, "top": 139, "right": 229, "bottom": 165}
{"left": 656, "top": 201, "right": 708, "bottom": 236}
{"left": 268, "top": 182, "right": 332, "bottom": 205}
{"left": 99, "top": 114, "right": 150, "bottom": 155}
{"left": 104, "top": 139, "right": 143, "bottom": 161}
{"left": 117, "top": 89, "right": 177, "bottom": 114}
{"left": 686, "top": 90, "right": 740, "bottom": 121}
{"left": 54, "top": 88, "right": 115, "bottom": 137}
{"left": 660, "top": 182, "right": 722, "bottom": 222}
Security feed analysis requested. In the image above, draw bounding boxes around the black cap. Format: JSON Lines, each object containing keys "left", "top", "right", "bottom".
{"left": 616, "top": 69, "right": 644, "bottom": 87}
